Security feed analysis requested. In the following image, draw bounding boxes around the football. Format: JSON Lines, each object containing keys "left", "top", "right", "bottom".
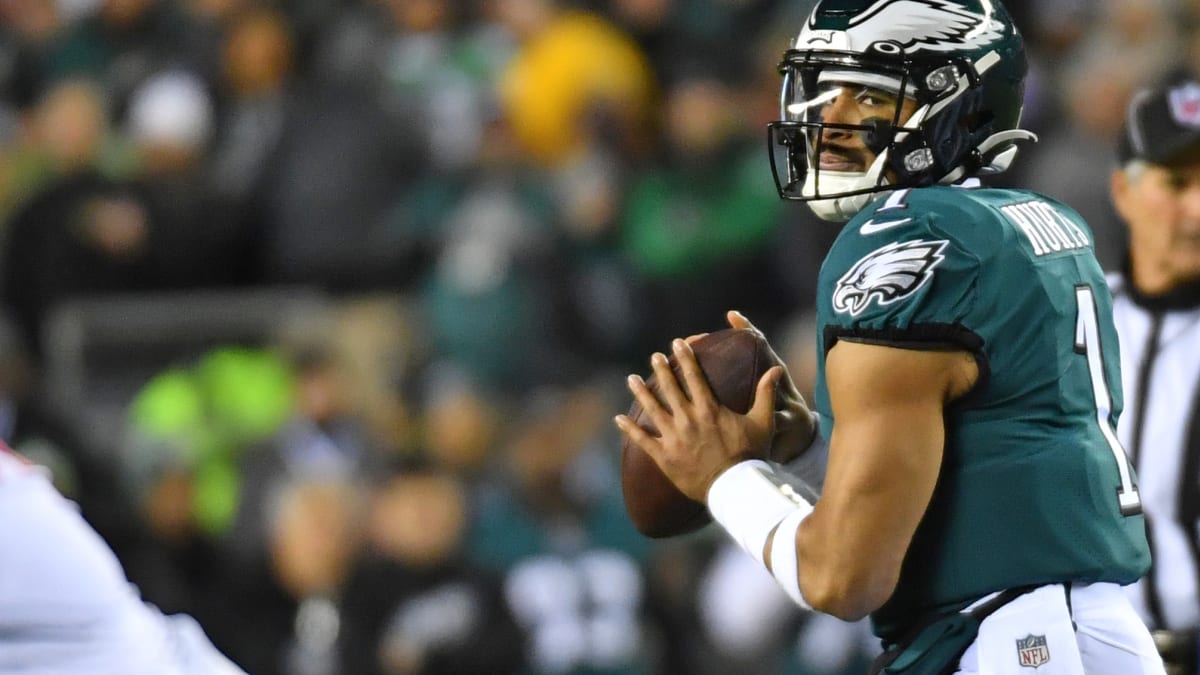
{"left": 621, "top": 328, "right": 780, "bottom": 538}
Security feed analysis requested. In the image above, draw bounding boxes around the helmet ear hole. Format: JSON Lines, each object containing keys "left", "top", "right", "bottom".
{"left": 963, "top": 110, "right": 994, "bottom": 135}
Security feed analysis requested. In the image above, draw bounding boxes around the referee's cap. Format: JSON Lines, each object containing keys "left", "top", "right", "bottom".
{"left": 1118, "top": 78, "right": 1200, "bottom": 166}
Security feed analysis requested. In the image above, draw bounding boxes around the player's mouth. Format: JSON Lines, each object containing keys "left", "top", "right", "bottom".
{"left": 818, "top": 147, "right": 865, "bottom": 172}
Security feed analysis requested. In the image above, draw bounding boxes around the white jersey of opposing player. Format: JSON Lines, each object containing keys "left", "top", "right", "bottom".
{"left": 0, "top": 448, "right": 246, "bottom": 675}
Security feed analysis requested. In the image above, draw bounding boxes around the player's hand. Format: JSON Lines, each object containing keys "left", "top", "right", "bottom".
{"left": 726, "top": 310, "right": 817, "bottom": 463}
{"left": 615, "top": 338, "right": 782, "bottom": 502}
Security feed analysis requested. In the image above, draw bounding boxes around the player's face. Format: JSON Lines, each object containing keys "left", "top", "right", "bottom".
{"left": 813, "top": 81, "right": 919, "bottom": 173}
{"left": 1114, "top": 159, "right": 1200, "bottom": 293}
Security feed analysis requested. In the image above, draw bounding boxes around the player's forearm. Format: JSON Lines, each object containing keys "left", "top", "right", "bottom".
{"left": 793, "top": 501, "right": 903, "bottom": 620}
{"left": 796, "top": 419, "right": 943, "bottom": 619}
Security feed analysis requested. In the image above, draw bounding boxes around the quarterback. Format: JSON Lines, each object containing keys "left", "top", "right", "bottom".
{"left": 615, "top": 0, "right": 1167, "bottom": 673}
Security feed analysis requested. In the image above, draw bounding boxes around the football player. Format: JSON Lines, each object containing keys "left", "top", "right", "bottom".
{"left": 0, "top": 443, "right": 246, "bottom": 674}
{"left": 614, "top": 1, "right": 1167, "bottom": 673}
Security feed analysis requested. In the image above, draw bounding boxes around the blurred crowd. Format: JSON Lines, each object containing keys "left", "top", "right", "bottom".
{"left": 0, "top": 0, "right": 1196, "bottom": 673}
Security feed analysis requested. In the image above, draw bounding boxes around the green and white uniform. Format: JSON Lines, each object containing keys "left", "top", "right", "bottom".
{"left": 813, "top": 182, "right": 1151, "bottom": 643}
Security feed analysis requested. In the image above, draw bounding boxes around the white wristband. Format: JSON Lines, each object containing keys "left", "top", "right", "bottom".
{"left": 706, "top": 460, "right": 811, "bottom": 566}
{"left": 770, "top": 507, "right": 813, "bottom": 609}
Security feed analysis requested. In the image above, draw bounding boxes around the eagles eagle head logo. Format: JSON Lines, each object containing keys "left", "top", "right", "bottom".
{"left": 801, "top": 0, "right": 1006, "bottom": 54}
{"left": 833, "top": 239, "right": 948, "bottom": 316}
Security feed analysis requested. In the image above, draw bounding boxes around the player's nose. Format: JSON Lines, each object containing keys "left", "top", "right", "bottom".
{"left": 1179, "top": 184, "right": 1200, "bottom": 231}
{"left": 820, "top": 89, "right": 858, "bottom": 126}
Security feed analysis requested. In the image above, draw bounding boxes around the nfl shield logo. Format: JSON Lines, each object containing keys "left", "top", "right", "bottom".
{"left": 1169, "top": 83, "right": 1200, "bottom": 128}
{"left": 1016, "top": 634, "right": 1050, "bottom": 668}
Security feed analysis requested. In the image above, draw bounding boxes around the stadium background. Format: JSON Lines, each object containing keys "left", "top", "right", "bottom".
{"left": 0, "top": 0, "right": 1186, "bottom": 673}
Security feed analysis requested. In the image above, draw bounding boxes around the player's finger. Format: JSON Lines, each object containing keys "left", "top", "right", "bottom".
{"left": 649, "top": 351, "right": 691, "bottom": 412}
{"left": 684, "top": 332, "right": 709, "bottom": 344}
{"left": 671, "top": 338, "right": 715, "bottom": 407}
{"left": 626, "top": 373, "right": 671, "bottom": 425}
{"left": 728, "top": 310, "right": 796, "bottom": 395}
{"left": 614, "top": 414, "right": 660, "bottom": 453}
{"left": 751, "top": 366, "right": 784, "bottom": 425}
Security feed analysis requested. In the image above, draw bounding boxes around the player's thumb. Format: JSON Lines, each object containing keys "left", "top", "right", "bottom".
{"left": 727, "top": 310, "right": 759, "bottom": 334}
{"left": 751, "top": 366, "right": 784, "bottom": 424}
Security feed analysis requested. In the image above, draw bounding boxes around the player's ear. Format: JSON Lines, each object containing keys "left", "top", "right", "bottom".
{"left": 1110, "top": 168, "right": 1132, "bottom": 220}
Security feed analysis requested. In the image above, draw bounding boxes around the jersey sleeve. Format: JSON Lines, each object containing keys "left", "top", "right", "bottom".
{"left": 819, "top": 212, "right": 985, "bottom": 354}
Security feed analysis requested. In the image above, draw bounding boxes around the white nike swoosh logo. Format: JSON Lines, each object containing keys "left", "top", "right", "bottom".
{"left": 859, "top": 217, "right": 913, "bottom": 235}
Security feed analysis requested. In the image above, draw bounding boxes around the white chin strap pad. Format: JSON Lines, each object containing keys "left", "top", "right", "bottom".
{"left": 802, "top": 152, "right": 891, "bottom": 222}
{"left": 807, "top": 191, "right": 871, "bottom": 222}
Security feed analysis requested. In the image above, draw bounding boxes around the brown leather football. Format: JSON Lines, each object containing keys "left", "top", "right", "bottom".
{"left": 621, "top": 328, "right": 779, "bottom": 538}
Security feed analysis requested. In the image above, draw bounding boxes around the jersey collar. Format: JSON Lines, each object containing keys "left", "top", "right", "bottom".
{"left": 1120, "top": 260, "right": 1200, "bottom": 311}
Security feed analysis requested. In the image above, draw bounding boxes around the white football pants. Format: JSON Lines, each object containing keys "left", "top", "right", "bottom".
{"left": 956, "top": 582, "right": 1166, "bottom": 675}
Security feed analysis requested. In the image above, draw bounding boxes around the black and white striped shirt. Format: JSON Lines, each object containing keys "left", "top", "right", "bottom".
{"left": 1109, "top": 272, "right": 1200, "bottom": 632}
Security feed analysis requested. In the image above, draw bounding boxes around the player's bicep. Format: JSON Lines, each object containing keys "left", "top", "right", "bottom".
{"left": 796, "top": 340, "right": 976, "bottom": 618}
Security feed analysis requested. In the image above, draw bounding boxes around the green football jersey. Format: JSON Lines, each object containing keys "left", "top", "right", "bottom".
{"left": 813, "top": 183, "right": 1150, "bottom": 643}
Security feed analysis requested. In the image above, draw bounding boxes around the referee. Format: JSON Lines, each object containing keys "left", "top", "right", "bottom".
{"left": 1109, "top": 78, "right": 1200, "bottom": 675}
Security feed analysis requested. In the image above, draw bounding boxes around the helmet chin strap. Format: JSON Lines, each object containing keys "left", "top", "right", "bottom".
{"left": 803, "top": 154, "right": 893, "bottom": 222}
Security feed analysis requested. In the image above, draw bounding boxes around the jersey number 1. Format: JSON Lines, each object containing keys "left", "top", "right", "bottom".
{"left": 1074, "top": 286, "right": 1142, "bottom": 516}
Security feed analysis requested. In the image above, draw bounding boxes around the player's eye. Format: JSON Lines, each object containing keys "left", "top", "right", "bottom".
{"left": 1165, "top": 172, "right": 1190, "bottom": 192}
{"left": 854, "top": 87, "right": 896, "bottom": 110}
